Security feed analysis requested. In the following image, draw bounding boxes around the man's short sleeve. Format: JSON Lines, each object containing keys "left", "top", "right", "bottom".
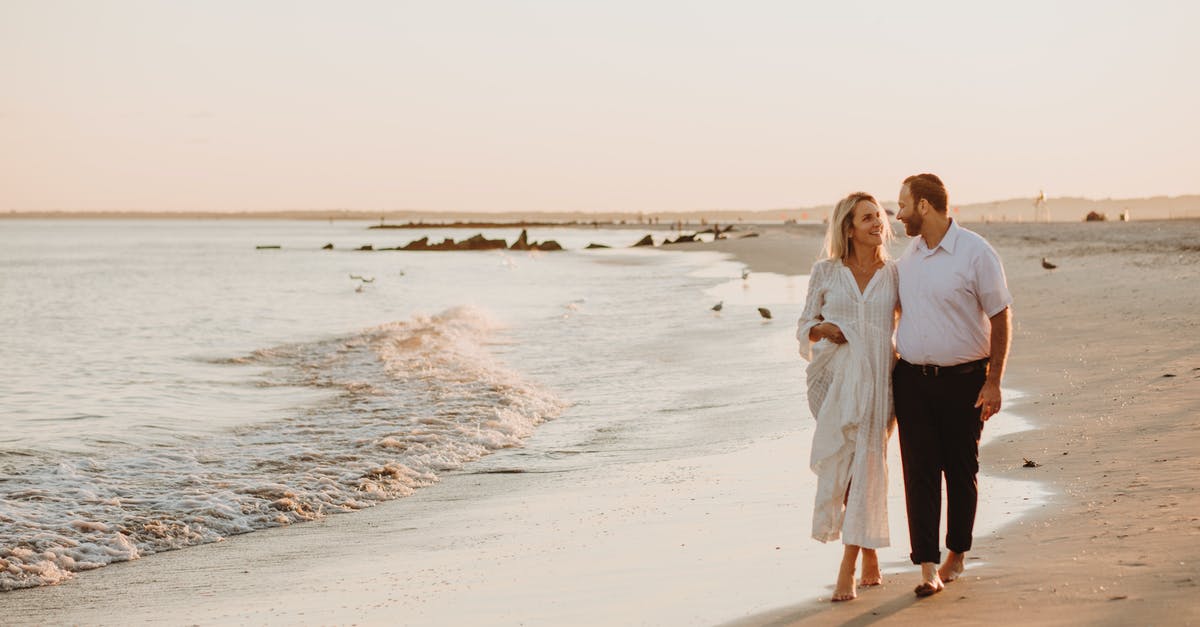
{"left": 973, "top": 242, "right": 1013, "bottom": 317}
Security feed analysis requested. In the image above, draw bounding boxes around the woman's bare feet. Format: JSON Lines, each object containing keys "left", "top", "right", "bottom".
{"left": 938, "top": 551, "right": 965, "bottom": 582}
{"left": 914, "top": 562, "right": 945, "bottom": 597}
{"left": 833, "top": 559, "right": 857, "bottom": 602}
{"left": 859, "top": 549, "right": 882, "bottom": 586}
{"left": 832, "top": 545, "right": 860, "bottom": 602}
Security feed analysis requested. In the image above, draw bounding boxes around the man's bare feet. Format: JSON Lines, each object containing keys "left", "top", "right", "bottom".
{"left": 914, "top": 562, "right": 944, "bottom": 597}
{"left": 938, "top": 551, "right": 965, "bottom": 583}
{"left": 859, "top": 549, "right": 882, "bottom": 586}
{"left": 832, "top": 557, "right": 857, "bottom": 602}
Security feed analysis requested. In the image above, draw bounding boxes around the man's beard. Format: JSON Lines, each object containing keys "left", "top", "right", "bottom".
{"left": 902, "top": 210, "right": 922, "bottom": 236}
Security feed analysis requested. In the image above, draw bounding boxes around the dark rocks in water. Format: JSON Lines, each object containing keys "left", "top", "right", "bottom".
{"left": 392, "top": 230, "right": 563, "bottom": 252}
{"left": 357, "top": 245, "right": 374, "bottom": 251}
{"left": 632, "top": 234, "right": 654, "bottom": 247}
{"left": 664, "top": 234, "right": 696, "bottom": 245}
{"left": 757, "top": 307, "right": 772, "bottom": 319}
{"left": 255, "top": 245, "right": 281, "bottom": 250}
{"left": 321, "top": 243, "right": 334, "bottom": 250}
{"left": 585, "top": 243, "right": 611, "bottom": 249}
{"left": 403, "top": 237, "right": 430, "bottom": 250}
{"left": 511, "top": 229, "right": 531, "bottom": 250}
{"left": 506, "top": 229, "right": 564, "bottom": 251}
{"left": 402, "top": 233, "right": 513, "bottom": 251}
{"left": 464, "top": 234, "right": 508, "bottom": 250}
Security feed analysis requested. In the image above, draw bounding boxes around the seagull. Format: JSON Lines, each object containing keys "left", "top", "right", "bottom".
{"left": 711, "top": 301, "right": 723, "bottom": 312}
{"left": 1041, "top": 257, "right": 1057, "bottom": 270}
{"left": 757, "top": 307, "right": 772, "bottom": 319}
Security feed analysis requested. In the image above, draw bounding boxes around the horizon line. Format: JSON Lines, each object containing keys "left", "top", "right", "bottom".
{"left": 5, "top": 192, "right": 1200, "bottom": 216}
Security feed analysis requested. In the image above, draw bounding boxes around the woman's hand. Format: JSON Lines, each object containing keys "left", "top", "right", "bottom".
{"left": 811, "top": 322, "right": 847, "bottom": 344}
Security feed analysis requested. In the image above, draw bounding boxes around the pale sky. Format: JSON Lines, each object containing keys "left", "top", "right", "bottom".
{"left": 2, "top": 0, "right": 1197, "bottom": 212}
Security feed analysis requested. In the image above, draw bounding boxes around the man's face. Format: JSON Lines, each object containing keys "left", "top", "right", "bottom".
{"left": 897, "top": 185, "right": 922, "bottom": 236}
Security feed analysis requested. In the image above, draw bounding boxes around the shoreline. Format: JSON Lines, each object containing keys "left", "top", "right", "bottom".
{"left": 699, "top": 220, "right": 1200, "bottom": 625}
{"left": 3, "top": 219, "right": 1197, "bottom": 625}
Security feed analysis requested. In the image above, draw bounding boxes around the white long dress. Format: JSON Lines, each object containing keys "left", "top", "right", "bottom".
{"left": 796, "top": 258, "right": 898, "bottom": 548}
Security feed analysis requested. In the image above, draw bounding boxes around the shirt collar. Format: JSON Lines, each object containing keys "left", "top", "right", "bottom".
{"left": 917, "top": 218, "right": 961, "bottom": 256}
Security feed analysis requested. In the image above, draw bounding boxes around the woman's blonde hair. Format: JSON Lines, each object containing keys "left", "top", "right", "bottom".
{"left": 823, "top": 191, "right": 891, "bottom": 260}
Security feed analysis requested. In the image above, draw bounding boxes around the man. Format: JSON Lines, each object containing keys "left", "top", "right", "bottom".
{"left": 893, "top": 173, "right": 1012, "bottom": 597}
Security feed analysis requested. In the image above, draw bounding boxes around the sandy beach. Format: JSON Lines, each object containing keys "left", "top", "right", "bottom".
{"left": 708, "top": 220, "right": 1200, "bottom": 626}
{"left": 5, "top": 219, "right": 1198, "bottom": 626}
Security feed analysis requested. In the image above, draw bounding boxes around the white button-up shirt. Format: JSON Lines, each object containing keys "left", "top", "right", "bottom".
{"left": 896, "top": 219, "right": 1012, "bottom": 366}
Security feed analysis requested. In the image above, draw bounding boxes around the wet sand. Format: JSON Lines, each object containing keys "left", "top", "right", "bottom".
{"left": 700, "top": 219, "right": 1200, "bottom": 626}
{"left": 5, "top": 220, "right": 1198, "bottom": 625}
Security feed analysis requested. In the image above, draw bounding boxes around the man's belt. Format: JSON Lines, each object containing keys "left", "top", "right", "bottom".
{"left": 897, "top": 358, "right": 989, "bottom": 377}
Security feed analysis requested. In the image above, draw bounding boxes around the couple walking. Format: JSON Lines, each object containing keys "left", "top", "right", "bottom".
{"left": 797, "top": 173, "right": 1012, "bottom": 601}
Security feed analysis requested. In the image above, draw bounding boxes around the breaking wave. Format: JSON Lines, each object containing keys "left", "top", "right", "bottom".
{"left": 0, "top": 306, "right": 565, "bottom": 590}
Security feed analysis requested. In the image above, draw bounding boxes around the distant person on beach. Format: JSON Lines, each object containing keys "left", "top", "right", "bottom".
{"left": 796, "top": 192, "right": 898, "bottom": 602}
{"left": 893, "top": 173, "right": 1012, "bottom": 597}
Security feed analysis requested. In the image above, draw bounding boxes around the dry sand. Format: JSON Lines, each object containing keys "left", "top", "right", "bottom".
{"left": 5, "top": 220, "right": 1198, "bottom": 626}
{"left": 704, "top": 219, "right": 1200, "bottom": 626}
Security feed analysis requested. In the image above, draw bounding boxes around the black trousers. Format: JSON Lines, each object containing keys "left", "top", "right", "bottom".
{"left": 893, "top": 362, "right": 986, "bottom": 565}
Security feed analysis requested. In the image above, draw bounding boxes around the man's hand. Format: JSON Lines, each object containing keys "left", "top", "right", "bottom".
{"left": 974, "top": 380, "right": 1002, "bottom": 421}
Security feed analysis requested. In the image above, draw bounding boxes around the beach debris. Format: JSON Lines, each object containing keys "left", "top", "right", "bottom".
{"left": 1162, "top": 373, "right": 1176, "bottom": 378}
{"left": 255, "top": 245, "right": 281, "bottom": 250}
{"left": 357, "top": 245, "right": 374, "bottom": 251}
{"left": 757, "top": 307, "right": 772, "bottom": 319}
{"left": 321, "top": 243, "right": 334, "bottom": 250}
{"left": 740, "top": 232, "right": 760, "bottom": 238}
{"left": 632, "top": 234, "right": 654, "bottom": 247}
{"left": 742, "top": 268, "right": 751, "bottom": 280}
{"left": 1022, "top": 458, "right": 1041, "bottom": 468}
{"left": 711, "top": 301, "right": 723, "bottom": 312}
{"left": 1041, "top": 257, "right": 1057, "bottom": 270}
{"left": 585, "top": 243, "right": 611, "bottom": 249}
{"left": 1085, "top": 211, "right": 1107, "bottom": 222}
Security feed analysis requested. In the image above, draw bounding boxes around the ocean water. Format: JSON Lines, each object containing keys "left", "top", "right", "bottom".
{"left": 0, "top": 219, "right": 1045, "bottom": 600}
{"left": 0, "top": 219, "right": 805, "bottom": 590}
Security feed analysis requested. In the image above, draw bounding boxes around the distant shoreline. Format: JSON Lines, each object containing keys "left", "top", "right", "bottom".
{"left": 4, "top": 193, "right": 1199, "bottom": 224}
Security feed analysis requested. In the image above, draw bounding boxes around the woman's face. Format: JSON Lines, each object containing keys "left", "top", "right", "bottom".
{"left": 848, "top": 200, "right": 886, "bottom": 251}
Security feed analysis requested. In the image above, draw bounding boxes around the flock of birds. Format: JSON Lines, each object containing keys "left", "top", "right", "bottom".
{"left": 349, "top": 274, "right": 375, "bottom": 292}
{"left": 349, "top": 256, "right": 1057, "bottom": 318}
{"left": 708, "top": 258, "right": 1058, "bottom": 320}
{"left": 710, "top": 269, "right": 773, "bottom": 320}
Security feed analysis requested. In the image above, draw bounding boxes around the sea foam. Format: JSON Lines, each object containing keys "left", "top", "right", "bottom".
{"left": 0, "top": 306, "right": 565, "bottom": 590}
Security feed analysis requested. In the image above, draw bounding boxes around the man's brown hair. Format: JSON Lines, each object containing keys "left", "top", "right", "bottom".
{"left": 903, "top": 173, "right": 949, "bottom": 213}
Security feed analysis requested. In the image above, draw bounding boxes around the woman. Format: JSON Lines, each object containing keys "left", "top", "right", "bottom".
{"left": 796, "top": 192, "right": 898, "bottom": 602}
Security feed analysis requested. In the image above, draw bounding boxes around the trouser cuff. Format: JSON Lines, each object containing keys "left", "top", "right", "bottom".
{"left": 910, "top": 551, "right": 941, "bottom": 565}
